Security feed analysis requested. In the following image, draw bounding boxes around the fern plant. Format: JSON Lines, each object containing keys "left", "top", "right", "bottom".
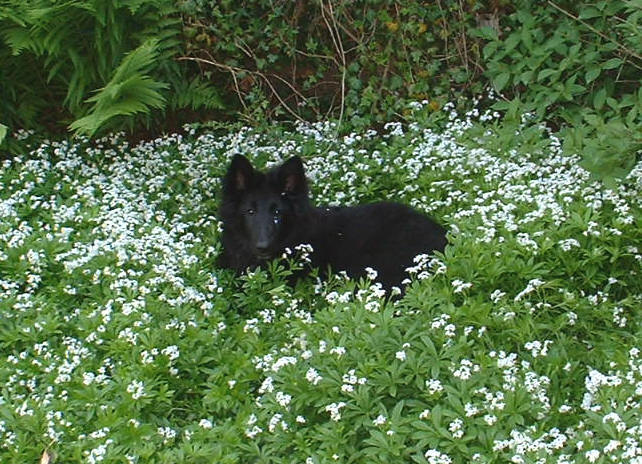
{"left": 0, "top": 0, "right": 223, "bottom": 138}
{"left": 69, "top": 40, "right": 167, "bottom": 136}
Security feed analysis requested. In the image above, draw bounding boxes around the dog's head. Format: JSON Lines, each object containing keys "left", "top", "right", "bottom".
{"left": 222, "top": 154, "right": 309, "bottom": 259}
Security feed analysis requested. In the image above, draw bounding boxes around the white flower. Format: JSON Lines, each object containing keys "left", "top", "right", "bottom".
{"left": 558, "top": 238, "right": 580, "bottom": 251}
{"left": 464, "top": 403, "right": 479, "bottom": 417}
{"left": 157, "top": 426, "right": 176, "bottom": 444}
{"left": 365, "top": 267, "right": 378, "bottom": 280}
{"left": 425, "top": 378, "right": 444, "bottom": 395}
{"left": 452, "top": 279, "right": 472, "bottom": 293}
{"left": 275, "top": 391, "right": 292, "bottom": 408}
{"left": 199, "top": 419, "right": 213, "bottom": 429}
{"left": 259, "top": 376, "right": 274, "bottom": 394}
{"left": 126, "top": 380, "right": 145, "bottom": 400}
{"left": 268, "top": 413, "right": 283, "bottom": 433}
{"left": 424, "top": 449, "right": 452, "bottom": 464}
{"left": 341, "top": 384, "right": 354, "bottom": 393}
{"left": 483, "top": 414, "right": 497, "bottom": 425}
{"left": 325, "top": 402, "right": 346, "bottom": 421}
{"left": 524, "top": 340, "right": 553, "bottom": 358}
{"left": 452, "top": 359, "right": 480, "bottom": 380}
{"left": 490, "top": 289, "right": 506, "bottom": 302}
{"left": 245, "top": 425, "right": 262, "bottom": 438}
{"left": 330, "top": 346, "right": 346, "bottom": 357}
{"left": 448, "top": 418, "right": 464, "bottom": 439}
{"left": 514, "top": 278, "right": 544, "bottom": 301}
{"left": 306, "top": 368, "right": 323, "bottom": 385}
{"left": 271, "top": 356, "right": 297, "bottom": 372}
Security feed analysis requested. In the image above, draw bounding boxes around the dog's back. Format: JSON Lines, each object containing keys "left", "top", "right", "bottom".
{"left": 309, "top": 202, "right": 446, "bottom": 289}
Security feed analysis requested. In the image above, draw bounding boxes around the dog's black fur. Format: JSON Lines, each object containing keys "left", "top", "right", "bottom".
{"left": 218, "top": 154, "right": 447, "bottom": 290}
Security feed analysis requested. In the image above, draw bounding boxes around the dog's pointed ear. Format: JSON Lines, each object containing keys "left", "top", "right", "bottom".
{"left": 279, "top": 156, "right": 307, "bottom": 195}
{"left": 225, "top": 154, "right": 254, "bottom": 193}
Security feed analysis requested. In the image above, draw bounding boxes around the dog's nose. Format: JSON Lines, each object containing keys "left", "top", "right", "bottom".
{"left": 256, "top": 241, "right": 270, "bottom": 253}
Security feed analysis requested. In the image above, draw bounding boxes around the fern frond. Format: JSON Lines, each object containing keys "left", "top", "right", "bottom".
{"left": 1, "top": 27, "right": 32, "bottom": 55}
{"left": 170, "top": 77, "right": 225, "bottom": 111}
{"left": 70, "top": 39, "right": 168, "bottom": 136}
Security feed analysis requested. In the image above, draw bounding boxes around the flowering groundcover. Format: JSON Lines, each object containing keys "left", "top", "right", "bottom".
{"left": 1, "top": 105, "right": 641, "bottom": 463}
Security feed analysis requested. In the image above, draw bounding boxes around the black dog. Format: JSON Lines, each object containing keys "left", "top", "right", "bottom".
{"left": 218, "top": 154, "right": 446, "bottom": 290}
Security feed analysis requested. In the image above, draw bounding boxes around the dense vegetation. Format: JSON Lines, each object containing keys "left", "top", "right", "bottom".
{"left": 0, "top": 1, "right": 640, "bottom": 463}
{"left": 1, "top": 105, "right": 641, "bottom": 463}
{"left": 1, "top": 1, "right": 641, "bottom": 177}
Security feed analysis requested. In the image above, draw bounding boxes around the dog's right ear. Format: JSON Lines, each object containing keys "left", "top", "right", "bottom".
{"left": 225, "top": 154, "right": 254, "bottom": 193}
{"left": 278, "top": 156, "right": 307, "bottom": 195}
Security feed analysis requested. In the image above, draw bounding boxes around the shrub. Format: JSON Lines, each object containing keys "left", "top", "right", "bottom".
{"left": 478, "top": 0, "right": 642, "bottom": 181}
{"left": 180, "top": 0, "right": 486, "bottom": 127}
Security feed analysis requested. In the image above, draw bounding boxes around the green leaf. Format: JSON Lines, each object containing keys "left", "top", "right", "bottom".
{"left": 626, "top": 106, "right": 638, "bottom": 124}
{"left": 593, "top": 88, "right": 607, "bottom": 109}
{"left": 0, "top": 124, "right": 7, "bottom": 144}
{"left": 570, "top": 84, "right": 587, "bottom": 95}
{"left": 569, "top": 44, "right": 581, "bottom": 57}
{"left": 519, "top": 70, "right": 534, "bottom": 85}
{"left": 579, "top": 7, "right": 602, "bottom": 19}
{"left": 475, "top": 26, "right": 499, "bottom": 41}
{"left": 492, "top": 73, "right": 510, "bottom": 92}
{"left": 606, "top": 97, "right": 619, "bottom": 110}
{"left": 504, "top": 34, "right": 521, "bottom": 53}
{"left": 584, "top": 114, "right": 603, "bottom": 127}
{"left": 3, "top": 27, "right": 32, "bottom": 55}
{"left": 602, "top": 58, "right": 622, "bottom": 70}
{"left": 537, "top": 68, "right": 557, "bottom": 82}
{"left": 585, "top": 67, "right": 601, "bottom": 84}
{"left": 520, "top": 28, "right": 533, "bottom": 50}
{"left": 483, "top": 42, "right": 499, "bottom": 59}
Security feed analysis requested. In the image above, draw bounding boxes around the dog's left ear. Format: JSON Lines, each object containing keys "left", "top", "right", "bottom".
{"left": 278, "top": 156, "right": 307, "bottom": 195}
{"left": 225, "top": 154, "right": 255, "bottom": 193}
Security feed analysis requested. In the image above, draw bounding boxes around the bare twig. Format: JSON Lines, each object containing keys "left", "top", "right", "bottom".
{"left": 232, "top": 38, "right": 318, "bottom": 117}
{"left": 294, "top": 49, "right": 335, "bottom": 61}
{"left": 372, "top": 36, "right": 394, "bottom": 115}
{"left": 435, "top": 0, "right": 450, "bottom": 66}
{"left": 258, "top": 73, "right": 305, "bottom": 121}
{"left": 178, "top": 55, "right": 249, "bottom": 112}
{"left": 178, "top": 55, "right": 307, "bottom": 122}
{"left": 320, "top": 0, "right": 347, "bottom": 130}
{"left": 268, "top": 73, "right": 312, "bottom": 109}
{"left": 457, "top": 0, "right": 469, "bottom": 76}
{"left": 230, "top": 72, "right": 250, "bottom": 114}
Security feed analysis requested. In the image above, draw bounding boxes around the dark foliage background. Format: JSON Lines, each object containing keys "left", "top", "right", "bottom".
{"left": 1, "top": 0, "right": 640, "bottom": 176}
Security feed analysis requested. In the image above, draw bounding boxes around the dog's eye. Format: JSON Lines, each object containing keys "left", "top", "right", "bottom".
{"left": 273, "top": 209, "right": 282, "bottom": 224}
{"left": 246, "top": 208, "right": 255, "bottom": 215}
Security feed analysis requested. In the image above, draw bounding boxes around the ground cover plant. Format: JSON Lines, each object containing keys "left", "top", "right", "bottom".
{"left": 0, "top": 104, "right": 641, "bottom": 463}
